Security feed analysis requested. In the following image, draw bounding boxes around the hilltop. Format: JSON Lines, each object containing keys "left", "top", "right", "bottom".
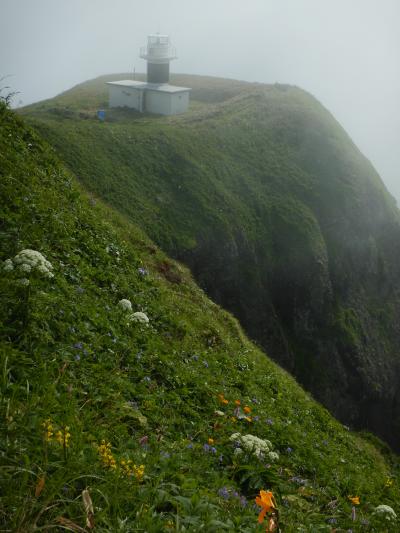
{"left": 2, "top": 94, "right": 400, "bottom": 530}
{"left": 21, "top": 74, "right": 400, "bottom": 451}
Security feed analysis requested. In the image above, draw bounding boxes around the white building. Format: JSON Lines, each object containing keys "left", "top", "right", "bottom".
{"left": 107, "top": 34, "right": 190, "bottom": 116}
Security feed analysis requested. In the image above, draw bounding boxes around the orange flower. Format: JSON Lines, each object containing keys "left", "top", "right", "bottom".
{"left": 255, "top": 490, "right": 276, "bottom": 524}
{"left": 244, "top": 406, "right": 251, "bottom": 413}
{"left": 218, "top": 393, "right": 229, "bottom": 405}
{"left": 348, "top": 495, "right": 360, "bottom": 505}
{"left": 235, "top": 400, "right": 241, "bottom": 406}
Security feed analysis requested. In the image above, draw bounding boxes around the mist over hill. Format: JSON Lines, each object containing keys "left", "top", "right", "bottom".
{"left": 22, "top": 74, "right": 400, "bottom": 451}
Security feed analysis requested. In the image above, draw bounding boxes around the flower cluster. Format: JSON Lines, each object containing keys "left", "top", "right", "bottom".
{"left": 373, "top": 504, "right": 397, "bottom": 522}
{"left": 120, "top": 459, "right": 145, "bottom": 481}
{"left": 98, "top": 441, "right": 145, "bottom": 482}
{"left": 98, "top": 440, "right": 117, "bottom": 469}
{"left": 42, "top": 419, "right": 71, "bottom": 447}
{"left": 230, "top": 432, "right": 279, "bottom": 461}
{"left": 42, "top": 418, "right": 54, "bottom": 441}
{"left": 4, "top": 249, "right": 54, "bottom": 280}
{"left": 117, "top": 299, "right": 150, "bottom": 325}
{"left": 128, "top": 311, "right": 149, "bottom": 324}
{"left": 118, "top": 298, "right": 132, "bottom": 312}
{"left": 218, "top": 487, "right": 247, "bottom": 507}
{"left": 55, "top": 428, "right": 71, "bottom": 448}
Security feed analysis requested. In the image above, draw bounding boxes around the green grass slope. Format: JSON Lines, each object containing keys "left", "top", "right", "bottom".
{"left": 22, "top": 74, "right": 400, "bottom": 451}
{"left": 2, "top": 101, "right": 400, "bottom": 531}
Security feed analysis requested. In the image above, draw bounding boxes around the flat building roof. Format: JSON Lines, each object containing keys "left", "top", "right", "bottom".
{"left": 107, "top": 80, "right": 191, "bottom": 94}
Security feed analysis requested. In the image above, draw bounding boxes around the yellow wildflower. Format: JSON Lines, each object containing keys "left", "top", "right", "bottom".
{"left": 55, "top": 427, "right": 71, "bottom": 447}
{"left": 244, "top": 406, "right": 251, "bottom": 414}
{"left": 98, "top": 440, "right": 117, "bottom": 469}
{"left": 385, "top": 478, "right": 394, "bottom": 487}
{"left": 348, "top": 495, "right": 360, "bottom": 505}
{"left": 42, "top": 419, "right": 54, "bottom": 441}
{"left": 208, "top": 438, "right": 215, "bottom": 445}
{"left": 245, "top": 416, "right": 252, "bottom": 423}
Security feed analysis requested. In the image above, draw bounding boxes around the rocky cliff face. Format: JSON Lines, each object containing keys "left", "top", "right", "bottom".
{"left": 23, "top": 75, "right": 400, "bottom": 448}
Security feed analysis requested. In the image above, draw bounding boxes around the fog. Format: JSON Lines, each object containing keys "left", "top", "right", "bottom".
{"left": 1, "top": 0, "right": 399, "bottom": 202}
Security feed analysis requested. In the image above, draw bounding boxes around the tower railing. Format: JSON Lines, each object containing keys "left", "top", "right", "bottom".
{"left": 140, "top": 46, "right": 177, "bottom": 61}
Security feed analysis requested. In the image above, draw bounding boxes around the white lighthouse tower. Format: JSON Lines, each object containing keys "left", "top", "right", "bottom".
{"left": 107, "top": 33, "right": 191, "bottom": 116}
{"left": 140, "top": 34, "right": 177, "bottom": 84}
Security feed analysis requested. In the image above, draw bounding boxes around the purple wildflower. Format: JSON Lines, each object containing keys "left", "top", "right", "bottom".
{"left": 203, "top": 360, "right": 209, "bottom": 368}
{"left": 286, "top": 447, "right": 293, "bottom": 454}
{"left": 187, "top": 443, "right": 193, "bottom": 449}
{"left": 240, "top": 496, "right": 248, "bottom": 508}
{"left": 73, "top": 342, "right": 83, "bottom": 350}
{"left": 160, "top": 451, "right": 171, "bottom": 459}
{"left": 266, "top": 418, "right": 273, "bottom": 425}
{"left": 210, "top": 446, "right": 217, "bottom": 454}
{"left": 75, "top": 354, "right": 81, "bottom": 361}
{"left": 218, "top": 487, "right": 230, "bottom": 499}
{"left": 138, "top": 267, "right": 148, "bottom": 276}
{"left": 203, "top": 443, "right": 210, "bottom": 453}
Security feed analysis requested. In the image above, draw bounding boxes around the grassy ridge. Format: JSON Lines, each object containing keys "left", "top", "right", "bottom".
{"left": 1, "top": 99, "right": 400, "bottom": 530}
{"left": 21, "top": 75, "right": 400, "bottom": 450}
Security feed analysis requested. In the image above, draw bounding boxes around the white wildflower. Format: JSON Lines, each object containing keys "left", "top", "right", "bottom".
{"left": 118, "top": 299, "right": 132, "bottom": 312}
{"left": 268, "top": 451, "right": 279, "bottom": 462}
{"left": 128, "top": 311, "right": 149, "bottom": 324}
{"left": 12, "top": 249, "right": 53, "bottom": 278}
{"left": 234, "top": 447, "right": 243, "bottom": 456}
{"left": 19, "top": 263, "right": 32, "bottom": 273}
{"left": 214, "top": 410, "right": 225, "bottom": 417}
{"left": 373, "top": 505, "right": 397, "bottom": 522}
{"left": 229, "top": 432, "right": 278, "bottom": 460}
{"left": 19, "top": 278, "right": 30, "bottom": 286}
{"left": 3, "top": 259, "right": 14, "bottom": 272}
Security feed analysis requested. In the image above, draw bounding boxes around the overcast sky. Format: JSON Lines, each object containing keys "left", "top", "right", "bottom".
{"left": 1, "top": 0, "right": 399, "bottom": 202}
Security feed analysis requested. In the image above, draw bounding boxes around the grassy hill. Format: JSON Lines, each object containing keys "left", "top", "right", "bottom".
{"left": 21, "top": 74, "right": 400, "bottom": 451}
{"left": 2, "top": 96, "right": 400, "bottom": 531}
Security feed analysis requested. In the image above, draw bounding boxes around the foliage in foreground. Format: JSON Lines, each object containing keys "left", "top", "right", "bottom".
{"left": 1, "top": 102, "right": 400, "bottom": 531}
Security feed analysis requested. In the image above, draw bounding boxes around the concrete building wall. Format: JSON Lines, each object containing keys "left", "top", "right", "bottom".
{"left": 108, "top": 83, "right": 190, "bottom": 115}
{"left": 170, "top": 92, "right": 190, "bottom": 114}
{"left": 145, "top": 90, "right": 172, "bottom": 115}
{"left": 109, "top": 85, "right": 144, "bottom": 111}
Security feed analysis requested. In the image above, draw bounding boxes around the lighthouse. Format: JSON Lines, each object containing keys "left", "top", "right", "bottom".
{"left": 107, "top": 33, "right": 191, "bottom": 116}
{"left": 140, "top": 34, "right": 177, "bottom": 84}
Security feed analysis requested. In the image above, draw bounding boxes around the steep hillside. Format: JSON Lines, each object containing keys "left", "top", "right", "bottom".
{"left": 2, "top": 98, "right": 400, "bottom": 531}
{"left": 22, "top": 74, "right": 400, "bottom": 451}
